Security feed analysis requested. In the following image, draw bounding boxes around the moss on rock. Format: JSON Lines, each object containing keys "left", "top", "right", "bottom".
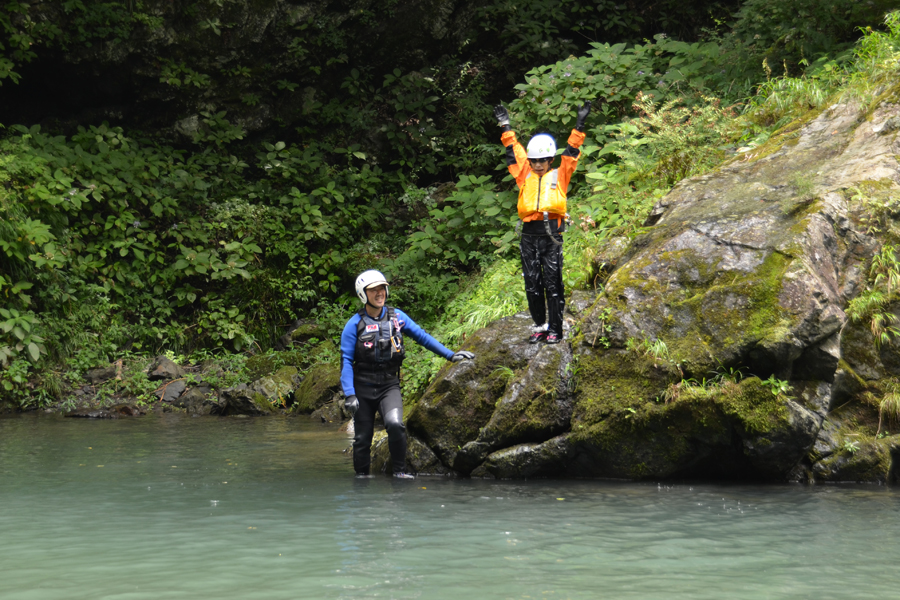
{"left": 407, "top": 313, "right": 542, "bottom": 468}
{"left": 291, "top": 361, "right": 340, "bottom": 414}
{"left": 566, "top": 374, "right": 811, "bottom": 479}
{"left": 812, "top": 436, "right": 898, "bottom": 483}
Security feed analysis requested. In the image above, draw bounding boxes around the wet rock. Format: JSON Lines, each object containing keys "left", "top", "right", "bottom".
{"left": 592, "top": 235, "right": 631, "bottom": 281}
{"left": 406, "top": 97, "right": 900, "bottom": 481}
{"left": 213, "top": 384, "right": 278, "bottom": 416}
{"left": 65, "top": 408, "right": 118, "bottom": 419}
{"left": 198, "top": 360, "right": 226, "bottom": 381}
{"left": 408, "top": 312, "right": 546, "bottom": 469}
{"left": 371, "top": 432, "right": 452, "bottom": 476}
{"left": 811, "top": 437, "right": 900, "bottom": 483}
{"left": 310, "top": 396, "right": 343, "bottom": 423}
{"left": 291, "top": 362, "right": 340, "bottom": 414}
{"left": 175, "top": 386, "right": 217, "bottom": 415}
{"left": 472, "top": 435, "right": 571, "bottom": 479}
{"left": 740, "top": 398, "right": 820, "bottom": 478}
{"left": 453, "top": 341, "right": 574, "bottom": 474}
{"left": 64, "top": 404, "right": 144, "bottom": 418}
{"left": 276, "top": 319, "right": 327, "bottom": 350}
{"left": 148, "top": 356, "right": 185, "bottom": 381}
{"left": 109, "top": 404, "right": 146, "bottom": 416}
{"left": 249, "top": 366, "right": 299, "bottom": 406}
{"left": 84, "top": 365, "right": 117, "bottom": 384}
{"left": 153, "top": 379, "right": 186, "bottom": 403}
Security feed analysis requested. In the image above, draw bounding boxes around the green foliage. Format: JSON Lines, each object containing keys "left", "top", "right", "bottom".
{"left": 0, "top": 358, "right": 30, "bottom": 405}
{"left": 0, "top": 118, "right": 398, "bottom": 362}
{"left": 2, "top": 1, "right": 897, "bottom": 408}
{"left": 726, "top": 0, "right": 890, "bottom": 77}
{"left": 0, "top": 1, "right": 62, "bottom": 84}
{"left": 400, "top": 176, "right": 518, "bottom": 265}
{"left": 853, "top": 184, "right": 900, "bottom": 239}
{"left": 439, "top": 258, "right": 528, "bottom": 348}
{"left": 873, "top": 380, "right": 900, "bottom": 438}
{"left": 602, "top": 92, "right": 743, "bottom": 186}
{"left": 847, "top": 244, "right": 900, "bottom": 348}
{"left": 710, "top": 362, "right": 746, "bottom": 384}
{"left": 760, "top": 375, "right": 792, "bottom": 398}
{"left": 506, "top": 35, "right": 739, "bottom": 139}
{"left": 745, "top": 10, "right": 900, "bottom": 128}
{"left": 745, "top": 61, "right": 846, "bottom": 128}
{"left": 842, "top": 437, "right": 860, "bottom": 455}
{"left": 662, "top": 376, "right": 723, "bottom": 404}
{"left": 626, "top": 336, "right": 669, "bottom": 361}
{"left": 0, "top": 308, "right": 44, "bottom": 365}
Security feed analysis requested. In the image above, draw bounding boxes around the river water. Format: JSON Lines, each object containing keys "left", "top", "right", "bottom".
{"left": 1, "top": 413, "right": 898, "bottom": 599}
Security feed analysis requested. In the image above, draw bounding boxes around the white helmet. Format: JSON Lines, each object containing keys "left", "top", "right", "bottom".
{"left": 526, "top": 134, "right": 557, "bottom": 160}
{"left": 354, "top": 270, "right": 389, "bottom": 304}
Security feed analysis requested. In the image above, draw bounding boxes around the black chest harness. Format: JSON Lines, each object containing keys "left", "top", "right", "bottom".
{"left": 354, "top": 306, "right": 405, "bottom": 372}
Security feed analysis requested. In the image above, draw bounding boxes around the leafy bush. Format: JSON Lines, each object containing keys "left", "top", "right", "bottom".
{"left": 604, "top": 92, "right": 743, "bottom": 186}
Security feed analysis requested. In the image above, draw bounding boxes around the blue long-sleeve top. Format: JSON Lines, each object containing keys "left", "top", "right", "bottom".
{"left": 340, "top": 306, "right": 455, "bottom": 397}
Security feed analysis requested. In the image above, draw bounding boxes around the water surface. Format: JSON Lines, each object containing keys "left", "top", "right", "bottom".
{"left": 1, "top": 413, "right": 898, "bottom": 599}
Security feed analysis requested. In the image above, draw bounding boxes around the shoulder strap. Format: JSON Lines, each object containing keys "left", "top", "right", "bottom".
{"left": 549, "top": 168, "right": 559, "bottom": 190}
{"left": 386, "top": 306, "right": 396, "bottom": 333}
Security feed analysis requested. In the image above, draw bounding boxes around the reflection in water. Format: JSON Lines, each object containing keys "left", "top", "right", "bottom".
{"left": 1, "top": 413, "right": 899, "bottom": 599}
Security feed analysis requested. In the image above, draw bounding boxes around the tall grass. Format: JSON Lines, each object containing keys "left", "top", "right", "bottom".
{"left": 746, "top": 11, "right": 900, "bottom": 127}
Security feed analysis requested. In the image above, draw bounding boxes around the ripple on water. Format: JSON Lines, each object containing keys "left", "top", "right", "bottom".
{"left": 1, "top": 414, "right": 900, "bottom": 599}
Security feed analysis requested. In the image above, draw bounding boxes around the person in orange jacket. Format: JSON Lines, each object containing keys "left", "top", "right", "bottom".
{"left": 493, "top": 101, "right": 591, "bottom": 343}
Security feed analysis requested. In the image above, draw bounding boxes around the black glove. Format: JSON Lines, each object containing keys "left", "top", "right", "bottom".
{"left": 345, "top": 395, "right": 358, "bottom": 416}
{"left": 575, "top": 101, "right": 592, "bottom": 131}
{"left": 493, "top": 105, "right": 510, "bottom": 130}
{"left": 451, "top": 351, "right": 475, "bottom": 362}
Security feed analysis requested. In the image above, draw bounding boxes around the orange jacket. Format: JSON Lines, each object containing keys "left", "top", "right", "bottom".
{"left": 501, "top": 129, "right": 586, "bottom": 222}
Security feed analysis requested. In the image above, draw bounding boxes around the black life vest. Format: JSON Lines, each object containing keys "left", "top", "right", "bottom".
{"left": 354, "top": 306, "right": 405, "bottom": 371}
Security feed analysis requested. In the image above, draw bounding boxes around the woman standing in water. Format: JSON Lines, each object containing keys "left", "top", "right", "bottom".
{"left": 340, "top": 270, "right": 474, "bottom": 478}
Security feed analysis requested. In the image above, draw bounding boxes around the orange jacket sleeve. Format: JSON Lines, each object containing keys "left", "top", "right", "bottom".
{"left": 501, "top": 130, "right": 531, "bottom": 188}
{"left": 556, "top": 129, "right": 586, "bottom": 193}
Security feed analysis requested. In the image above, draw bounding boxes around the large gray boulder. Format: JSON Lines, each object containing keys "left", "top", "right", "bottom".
{"left": 406, "top": 96, "right": 900, "bottom": 481}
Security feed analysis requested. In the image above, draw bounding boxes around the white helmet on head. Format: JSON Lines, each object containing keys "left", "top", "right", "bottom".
{"left": 354, "top": 270, "right": 389, "bottom": 304}
{"left": 526, "top": 134, "right": 557, "bottom": 160}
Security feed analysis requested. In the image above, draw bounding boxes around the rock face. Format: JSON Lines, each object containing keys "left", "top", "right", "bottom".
{"left": 148, "top": 356, "right": 186, "bottom": 381}
{"left": 291, "top": 362, "right": 341, "bottom": 414}
{"left": 212, "top": 366, "right": 300, "bottom": 416}
{"left": 405, "top": 95, "right": 900, "bottom": 481}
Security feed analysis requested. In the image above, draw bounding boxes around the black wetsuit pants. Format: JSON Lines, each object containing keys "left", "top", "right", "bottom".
{"left": 352, "top": 371, "right": 406, "bottom": 475}
{"left": 520, "top": 232, "right": 565, "bottom": 336}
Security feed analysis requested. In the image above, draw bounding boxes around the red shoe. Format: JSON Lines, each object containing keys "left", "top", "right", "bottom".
{"left": 528, "top": 331, "right": 547, "bottom": 344}
{"left": 546, "top": 333, "right": 562, "bottom": 344}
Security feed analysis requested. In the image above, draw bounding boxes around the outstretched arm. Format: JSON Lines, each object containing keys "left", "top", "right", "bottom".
{"left": 494, "top": 105, "right": 529, "bottom": 186}
{"left": 558, "top": 101, "right": 591, "bottom": 190}
{"left": 396, "top": 309, "right": 473, "bottom": 361}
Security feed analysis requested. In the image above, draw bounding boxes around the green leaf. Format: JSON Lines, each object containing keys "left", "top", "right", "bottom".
{"left": 27, "top": 342, "right": 39, "bottom": 361}
{"left": 12, "top": 326, "right": 26, "bottom": 341}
